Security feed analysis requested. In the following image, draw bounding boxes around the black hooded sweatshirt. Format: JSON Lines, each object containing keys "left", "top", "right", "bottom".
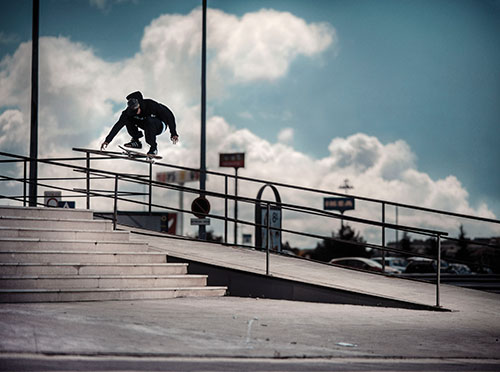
{"left": 105, "top": 91, "right": 178, "bottom": 143}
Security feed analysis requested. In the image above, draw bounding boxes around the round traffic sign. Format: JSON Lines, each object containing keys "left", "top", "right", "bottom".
{"left": 191, "top": 196, "right": 210, "bottom": 218}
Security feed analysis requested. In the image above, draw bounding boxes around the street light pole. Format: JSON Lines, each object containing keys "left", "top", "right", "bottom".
{"left": 198, "top": 0, "right": 207, "bottom": 240}
{"left": 29, "top": 0, "right": 39, "bottom": 207}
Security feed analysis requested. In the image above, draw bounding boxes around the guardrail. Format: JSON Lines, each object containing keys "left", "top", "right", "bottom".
{"left": 1, "top": 148, "right": 500, "bottom": 308}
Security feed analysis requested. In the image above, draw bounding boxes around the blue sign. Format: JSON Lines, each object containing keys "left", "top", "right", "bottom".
{"left": 58, "top": 201, "right": 75, "bottom": 209}
{"left": 324, "top": 197, "right": 355, "bottom": 212}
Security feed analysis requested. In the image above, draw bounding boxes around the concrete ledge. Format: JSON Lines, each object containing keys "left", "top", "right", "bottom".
{"left": 0, "top": 238, "right": 150, "bottom": 252}
{"left": 0, "top": 216, "right": 113, "bottom": 231}
{"left": 0, "top": 274, "right": 208, "bottom": 289}
{"left": 0, "top": 251, "right": 168, "bottom": 264}
{"left": 0, "top": 263, "right": 188, "bottom": 276}
{"left": 0, "top": 227, "right": 130, "bottom": 241}
{"left": 0, "top": 206, "right": 93, "bottom": 219}
{"left": 0, "top": 286, "right": 227, "bottom": 302}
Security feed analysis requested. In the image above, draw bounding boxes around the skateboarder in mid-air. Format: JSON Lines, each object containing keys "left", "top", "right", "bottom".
{"left": 100, "top": 91, "right": 179, "bottom": 156}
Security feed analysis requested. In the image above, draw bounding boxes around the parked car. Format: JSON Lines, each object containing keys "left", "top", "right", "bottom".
{"left": 372, "top": 257, "right": 408, "bottom": 272}
{"left": 329, "top": 257, "right": 400, "bottom": 274}
{"left": 404, "top": 257, "right": 451, "bottom": 274}
{"left": 447, "top": 263, "right": 472, "bottom": 275}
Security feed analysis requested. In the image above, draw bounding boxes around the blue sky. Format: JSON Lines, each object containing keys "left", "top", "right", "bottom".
{"left": 1, "top": 0, "right": 499, "bottom": 240}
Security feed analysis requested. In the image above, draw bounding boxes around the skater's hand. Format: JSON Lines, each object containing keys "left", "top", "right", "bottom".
{"left": 171, "top": 136, "right": 179, "bottom": 145}
{"left": 100, "top": 142, "right": 109, "bottom": 151}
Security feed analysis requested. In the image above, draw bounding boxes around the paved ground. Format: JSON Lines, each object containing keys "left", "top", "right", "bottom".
{"left": 1, "top": 295, "right": 499, "bottom": 371}
{"left": 2, "top": 229, "right": 500, "bottom": 371}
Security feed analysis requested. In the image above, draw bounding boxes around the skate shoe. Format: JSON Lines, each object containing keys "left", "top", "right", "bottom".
{"left": 124, "top": 138, "right": 142, "bottom": 149}
{"left": 147, "top": 146, "right": 158, "bottom": 157}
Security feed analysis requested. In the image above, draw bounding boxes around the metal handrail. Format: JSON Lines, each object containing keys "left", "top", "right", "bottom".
{"left": 70, "top": 149, "right": 500, "bottom": 226}
{"left": 2, "top": 148, "right": 499, "bottom": 308}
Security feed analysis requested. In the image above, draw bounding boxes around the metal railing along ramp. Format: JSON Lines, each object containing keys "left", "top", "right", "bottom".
{"left": 0, "top": 205, "right": 226, "bottom": 302}
{"left": 121, "top": 225, "right": 500, "bottom": 312}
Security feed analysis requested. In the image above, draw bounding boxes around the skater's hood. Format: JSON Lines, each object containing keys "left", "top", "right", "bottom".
{"left": 126, "top": 91, "right": 143, "bottom": 114}
{"left": 126, "top": 91, "right": 143, "bottom": 105}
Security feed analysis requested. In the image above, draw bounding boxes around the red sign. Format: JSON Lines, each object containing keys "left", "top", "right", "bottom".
{"left": 219, "top": 153, "right": 245, "bottom": 168}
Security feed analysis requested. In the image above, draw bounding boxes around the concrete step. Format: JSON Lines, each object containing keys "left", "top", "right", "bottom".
{"left": 0, "top": 286, "right": 227, "bottom": 302}
{"left": 0, "top": 227, "right": 130, "bottom": 241}
{"left": 0, "top": 238, "right": 150, "bottom": 252}
{"left": 0, "top": 206, "right": 93, "bottom": 220}
{"left": 0, "top": 206, "right": 227, "bottom": 303}
{"left": 0, "top": 251, "right": 167, "bottom": 264}
{"left": 0, "top": 263, "right": 188, "bottom": 276}
{"left": 0, "top": 216, "right": 112, "bottom": 231}
{"left": 0, "top": 274, "right": 208, "bottom": 289}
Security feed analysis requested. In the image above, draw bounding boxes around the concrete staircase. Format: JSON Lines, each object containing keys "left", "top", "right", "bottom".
{"left": 0, "top": 206, "right": 226, "bottom": 302}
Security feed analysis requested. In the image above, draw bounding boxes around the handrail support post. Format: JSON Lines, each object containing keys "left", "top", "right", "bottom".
{"left": 382, "top": 202, "right": 386, "bottom": 272}
{"left": 23, "top": 160, "right": 27, "bottom": 207}
{"left": 224, "top": 175, "right": 228, "bottom": 244}
{"left": 266, "top": 202, "right": 271, "bottom": 276}
{"left": 148, "top": 162, "right": 153, "bottom": 214}
{"left": 113, "top": 175, "right": 119, "bottom": 230}
{"left": 436, "top": 234, "right": 441, "bottom": 308}
{"left": 86, "top": 152, "right": 90, "bottom": 209}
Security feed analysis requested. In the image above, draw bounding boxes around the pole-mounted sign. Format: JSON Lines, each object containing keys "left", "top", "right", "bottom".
{"left": 323, "top": 197, "right": 355, "bottom": 212}
{"left": 219, "top": 152, "right": 245, "bottom": 245}
{"left": 219, "top": 153, "right": 245, "bottom": 168}
{"left": 190, "top": 196, "right": 211, "bottom": 227}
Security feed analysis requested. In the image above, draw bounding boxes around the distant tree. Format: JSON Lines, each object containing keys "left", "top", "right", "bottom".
{"left": 400, "top": 231, "right": 412, "bottom": 256}
{"left": 310, "top": 224, "right": 367, "bottom": 262}
{"left": 456, "top": 225, "right": 471, "bottom": 262}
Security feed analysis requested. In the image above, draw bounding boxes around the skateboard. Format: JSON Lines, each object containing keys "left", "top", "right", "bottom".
{"left": 118, "top": 145, "right": 162, "bottom": 162}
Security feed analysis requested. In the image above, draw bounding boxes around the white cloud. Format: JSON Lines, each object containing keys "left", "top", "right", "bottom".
{"left": 278, "top": 128, "right": 294, "bottom": 144}
{"left": 0, "top": 7, "right": 497, "bottom": 246}
{"left": 208, "top": 8, "right": 336, "bottom": 82}
{"left": 0, "top": 109, "right": 27, "bottom": 151}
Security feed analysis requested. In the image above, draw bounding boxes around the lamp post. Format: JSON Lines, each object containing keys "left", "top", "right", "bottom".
{"left": 199, "top": 0, "right": 207, "bottom": 240}
{"left": 29, "top": 0, "right": 39, "bottom": 206}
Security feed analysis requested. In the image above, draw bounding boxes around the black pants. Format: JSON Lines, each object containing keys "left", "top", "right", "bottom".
{"left": 126, "top": 117, "right": 164, "bottom": 150}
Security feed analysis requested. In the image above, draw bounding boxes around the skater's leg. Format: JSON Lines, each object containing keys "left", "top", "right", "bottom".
{"left": 144, "top": 117, "right": 164, "bottom": 153}
{"left": 125, "top": 122, "right": 143, "bottom": 140}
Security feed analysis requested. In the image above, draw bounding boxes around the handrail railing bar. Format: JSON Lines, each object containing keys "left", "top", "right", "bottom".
{"left": 96, "top": 185, "right": 440, "bottom": 262}
{"left": 1, "top": 154, "right": 454, "bottom": 240}
{"left": 0, "top": 194, "right": 45, "bottom": 208}
{"left": 0, "top": 151, "right": 112, "bottom": 163}
{"left": 109, "top": 169, "right": 450, "bottom": 237}
{"left": 75, "top": 149, "right": 499, "bottom": 225}
{"left": 1, "top": 176, "right": 109, "bottom": 182}
{"left": 15, "top": 156, "right": 451, "bottom": 240}
{"left": 277, "top": 202, "right": 449, "bottom": 237}
{"left": 74, "top": 169, "right": 149, "bottom": 179}
{"left": 73, "top": 188, "right": 146, "bottom": 196}
{"left": 1, "top": 174, "right": 147, "bottom": 203}
{"left": 40, "top": 148, "right": 500, "bottom": 226}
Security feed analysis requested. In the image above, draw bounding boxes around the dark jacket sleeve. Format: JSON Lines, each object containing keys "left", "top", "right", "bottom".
{"left": 105, "top": 110, "right": 128, "bottom": 143}
{"left": 150, "top": 101, "right": 178, "bottom": 137}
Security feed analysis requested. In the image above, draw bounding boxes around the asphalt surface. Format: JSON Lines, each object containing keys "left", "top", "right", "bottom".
{"left": 1, "top": 296, "right": 499, "bottom": 371}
